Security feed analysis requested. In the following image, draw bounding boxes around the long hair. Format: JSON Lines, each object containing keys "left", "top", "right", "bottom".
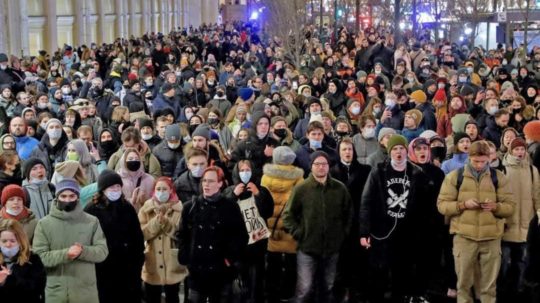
{"left": 68, "top": 139, "right": 93, "bottom": 167}
{"left": 0, "top": 219, "right": 30, "bottom": 266}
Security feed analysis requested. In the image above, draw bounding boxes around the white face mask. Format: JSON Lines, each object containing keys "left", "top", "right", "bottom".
{"left": 385, "top": 99, "right": 396, "bottom": 108}
{"left": 141, "top": 133, "right": 152, "bottom": 140}
{"left": 239, "top": 171, "right": 252, "bottom": 184}
{"left": 6, "top": 207, "right": 23, "bottom": 216}
{"left": 168, "top": 142, "right": 181, "bottom": 149}
{"left": 1, "top": 245, "right": 19, "bottom": 258}
{"left": 363, "top": 127, "right": 376, "bottom": 139}
{"left": 185, "top": 112, "right": 193, "bottom": 121}
{"left": 350, "top": 106, "right": 361, "bottom": 115}
{"left": 105, "top": 190, "right": 122, "bottom": 202}
{"left": 47, "top": 129, "right": 62, "bottom": 140}
{"left": 190, "top": 165, "right": 205, "bottom": 178}
{"left": 155, "top": 191, "right": 170, "bottom": 203}
{"left": 488, "top": 106, "right": 499, "bottom": 115}
{"left": 61, "top": 87, "right": 71, "bottom": 95}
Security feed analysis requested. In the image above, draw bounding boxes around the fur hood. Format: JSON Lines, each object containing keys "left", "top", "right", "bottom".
{"left": 263, "top": 163, "right": 304, "bottom": 180}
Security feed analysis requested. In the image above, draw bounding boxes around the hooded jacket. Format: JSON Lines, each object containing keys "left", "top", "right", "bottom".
{"left": 116, "top": 153, "right": 155, "bottom": 209}
{"left": 108, "top": 140, "right": 162, "bottom": 179}
{"left": 32, "top": 200, "right": 109, "bottom": 303}
{"left": 152, "top": 140, "right": 183, "bottom": 178}
{"left": 502, "top": 154, "right": 540, "bottom": 242}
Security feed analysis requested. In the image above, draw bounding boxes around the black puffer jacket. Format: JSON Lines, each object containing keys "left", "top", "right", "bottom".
{"left": 152, "top": 141, "right": 183, "bottom": 177}
{"left": 174, "top": 170, "right": 201, "bottom": 203}
{"left": 177, "top": 193, "right": 248, "bottom": 293}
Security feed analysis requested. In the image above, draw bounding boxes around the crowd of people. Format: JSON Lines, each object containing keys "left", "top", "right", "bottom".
{"left": 0, "top": 20, "right": 540, "bottom": 303}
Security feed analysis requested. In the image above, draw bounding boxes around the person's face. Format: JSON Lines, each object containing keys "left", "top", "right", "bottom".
{"left": 390, "top": 145, "right": 407, "bottom": 162}
{"left": 457, "top": 138, "right": 471, "bottom": 153}
{"left": 2, "top": 88, "right": 11, "bottom": 99}
{"left": 311, "top": 156, "right": 329, "bottom": 179}
{"left": 485, "top": 90, "right": 496, "bottom": 99}
{"left": 65, "top": 115, "right": 75, "bottom": 126}
{"left": 339, "top": 142, "right": 354, "bottom": 163}
{"left": 336, "top": 122, "right": 349, "bottom": 132}
{"left": 5, "top": 196, "right": 23, "bottom": 214}
{"left": 450, "top": 97, "right": 463, "bottom": 110}
{"left": 157, "top": 121, "right": 169, "bottom": 137}
{"left": 154, "top": 181, "right": 171, "bottom": 197}
{"left": 0, "top": 230, "right": 18, "bottom": 250}
{"left": 396, "top": 65, "right": 404, "bottom": 74}
{"left": 18, "top": 93, "right": 30, "bottom": 105}
{"left": 512, "top": 146, "right": 526, "bottom": 160}
{"left": 140, "top": 126, "right": 153, "bottom": 136}
{"left": 496, "top": 114, "right": 510, "bottom": 127}
{"left": 511, "top": 100, "right": 522, "bottom": 110}
{"left": 256, "top": 118, "right": 270, "bottom": 135}
{"left": 67, "top": 143, "right": 77, "bottom": 154}
{"left": 192, "top": 136, "right": 208, "bottom": 149}
{"left": 470, "top": 155, "right": 489, "bottom": 172}
{"left": 238, "top": 130, "right": 249, "bottom": 141}
{"left": 202, "top": 171, "right": 222, "bottom": 197}
{"left": 100, "top": 131, "right": 113, "bottom": 142}
{"left": 79, "top": 132, "right": 92, "bottom": 144}
{"left": 9, "top": 118, "right": 25, "bottom": 136}
{"left": 414, "top": 144, "right": 430, "bottom": 164}
{"left": 367, "top": 87, "right": 377, "bottom": 97}
{"left": 307, "top": 129, "right": 324, "bottom": 142}
{"left": 79, "top": 107, "right": 89, "bottom": 119}
{"left": 503, "top": 131, "right": 517, "bottom": 148}
{"left": 465, "top": 124, "right": 478, "bottom": 139}
{"left": 2, "top": 136, "right": 15, "bottom": 150}
{"left": 404, "top": 114, "right": 416, "bottom": 129}
{"left": 104, "top": 184, "right": 122, "bottom": 197}
{"left": 58, "top": 189, "right": 78, "bottom": 203}
{"left": 23, "top": 110, "right": 35, "bottom": 121}
{"left": 236, "top": 111, "right": 246, "bottom": 121}
{"left": 29, "top": 164, "right": 46, "bottom": 180}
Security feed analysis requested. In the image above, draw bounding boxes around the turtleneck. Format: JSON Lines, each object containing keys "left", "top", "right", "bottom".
{"left": 204, "top": 192, "right": 221, "bottom": 202}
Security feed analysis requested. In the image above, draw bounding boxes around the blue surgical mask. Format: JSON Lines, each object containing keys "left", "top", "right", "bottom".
{"left": 105, "top": 190, "right": 122, "bottom": 202}
{"left": 309, "top": 139, "right": 322, "bottom": 149}
{"left": 1, "top": 245, "right": 19, "bottom": 259}
{"left": 239, "top": 171, "right": 252, "bottom": 184}
{"left": 31, "top": 178, "right": 47, "bottom": 186}
{"left": 155, "top": 191, "right": 170, "bottom": 203}
{"left": 191, "top": 165, "right": 205, "bottom": 178}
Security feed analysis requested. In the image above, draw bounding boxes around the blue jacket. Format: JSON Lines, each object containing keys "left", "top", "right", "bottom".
{"left": 441, "top": 153, "right": 468, "bottom": 175}
{"left": 15, "top": 135, "right": 40, "bottom": 160}
{"left": 152, "top": 94, "right": 182, "bottom": 120}
{"left": 401, "top": 127, "right": 424, "bottom": 143}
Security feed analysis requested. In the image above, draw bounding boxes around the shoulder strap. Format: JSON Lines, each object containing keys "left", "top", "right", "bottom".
{"left": 531, "top": 165, "right": 534, "bottom": 182}
{"left": 23, "top": 187, "right": 31, "bottom": 208}
{"left": 456, "top": 167, "right": 465, "bottom": 191}
{"left": 270, "top": 203, "right": 287, "bottom": 238}
{"left": 489, "top": 167, "right": 499, "bottom": 190}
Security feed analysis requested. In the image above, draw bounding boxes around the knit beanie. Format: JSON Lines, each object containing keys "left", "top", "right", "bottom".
{"left": 405, "top": 109, "right": 423, "bottom": 127}
{"left": 298, "top": 85, "right": 311, "bottom": 95}
{"left": 139, "top": 118, "right": 154, "bottom": 130}
{"left": 386, "top": 134, "right": 408, "bottom": 153}
{"left": 524, "top": 121, "right": 540, "bottom": 142}
{"left": 55, "top": 178, "right": 81, "bottom": 197}
{"left": 165, "top": 124, "right": 181, "bottom": 141}
{"left": 419, "top": 130, "right": 438, "bottom": 140}
{"left": 23, "top": 158, "right": 47, "bottom": 180}
{"left": 410, "top": 90, "right": 427, "bottom": 103}
{"left": 46, "top": 118, "right": 62, "bottom": 130}
{"left": 510, "top": 137, "right": 526, "bottom": 151}
{"left": 310, "top": 151, "right": 330, "bottom": 166}
{"left": 460, "top": 85, "right": 475, "bottom": 97}
{"left": 273, "top": 146, "right": 296, "bottom": 165}
{"left": 451, "top": 113, "right": 471, "bottom": 134}
{"left": 192, "top": 124, "right": 211, "bottom": 140}
{"left": 453, "top": 132, "right": 471, "bottom": 146}
{"left": 238, "top": 87, "right": 254, "bottom": 101}
{"left": 378, "top": 127, "right": 397, "bottom": 142}
{"left": 97, "top": 169, "right": 123, "bottom": 192}
{"left": 1, "top": 184, "right": 25, "bottom": 206}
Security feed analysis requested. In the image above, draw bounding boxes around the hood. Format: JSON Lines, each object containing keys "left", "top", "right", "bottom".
{"left": 40, "top": 130, "right": 69, "bottom": 153}
{"left": 502, "top": 152, "right": 530, "bottom": 167}
{"left": 49, "top": 199, "right": 85, "bottom": 221}
{"left": 117, "top": 151, "right": 146, "bottom": 178}
{"left": 263, "top": 163, "right": 304, "bottom": 180}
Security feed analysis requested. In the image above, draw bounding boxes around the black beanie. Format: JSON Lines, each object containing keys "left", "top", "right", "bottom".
{"left": 23, "top": 158, "right": 47, "bottom": 180}
{"left": 310, "top": 151, "right": 330, "bottom": 166}
{"left": 453, "top": 132, "right": 471, "bottom": 146}
{"left": 98, "top": 169, "right": 123, "bottom": 192}
{"left": 139, "top": 118, "right": 154, "bottom": 130}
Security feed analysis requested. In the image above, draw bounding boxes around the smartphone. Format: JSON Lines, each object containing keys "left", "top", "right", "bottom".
{"left": 292, "top": 81, "right": 298, "bottom": 90}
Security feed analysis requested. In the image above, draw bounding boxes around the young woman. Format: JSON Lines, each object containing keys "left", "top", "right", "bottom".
{"left": 65, "top": 139, "right": 103, "bottom": 184}
{"left": 85, "top": 170, "right": 145, "bottom": 303}
{"left": 0, "top": 184, "right": 38, "bottom": 241}
{"left": 178, "top": 167, "right": 248, "bottom": 303}
{"left": 441, "top": 132, "right": 471, "bottom": 175}
{"left": 139, "top": 177, "right": 187, "bottom": 303}
{"left": 0, "top": 219, "right": 46, "bottom": 303}
{"left": 117, "top": 148, "right": 154, "bottom": 212}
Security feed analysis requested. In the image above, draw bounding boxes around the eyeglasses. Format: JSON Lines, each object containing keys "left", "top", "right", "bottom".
{"left": 312, "top": 162, "right": 328, "bottom": 167}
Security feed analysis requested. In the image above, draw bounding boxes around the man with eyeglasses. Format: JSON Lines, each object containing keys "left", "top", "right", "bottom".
{"left": 283, "top": 151, "right": 352, "bottom": 303}
{"left": 9, "top": 116, "right": 39, "bottom": 160}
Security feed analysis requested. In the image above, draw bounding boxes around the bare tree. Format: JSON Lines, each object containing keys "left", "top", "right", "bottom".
{"left": 451, "top": 0, "right": 494, "bottom": 47}
{"left": 262, "top": 0, "right": 308, "bottom": 67}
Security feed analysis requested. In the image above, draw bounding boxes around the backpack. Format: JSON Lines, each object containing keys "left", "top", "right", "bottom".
{"left": 456, "top": 165, "right": 535, "bottom": 191}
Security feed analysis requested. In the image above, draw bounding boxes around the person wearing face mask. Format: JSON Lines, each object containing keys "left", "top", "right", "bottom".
{"left": 360, "top": 135, "right": 431, "bottom": 303}
{"left": 0, "top": 185, "right": 38, "bottom": 242}
{"left": 0, "top": 219, "right": 46, "bottom": 303}
{"left": 379, "top": 91, "right": 405, "bottom": 131}
{"left": 295, "top": 121, "right": 339, "bottom": 177}
{"left": 271, "top": 116, "right": 301, "bottom": 152}
{"left": 178, "top": 166, "right": 248, "bottom": 303}
{"left": 174, "top": 148, "right": 208, "bottom": 202}
{"left": 344, "top": 99, "right": 363, "bottom": 131}
{"left": 117, "top": 148, "right": 155, "bottom": 213}
{"left": 97, "top": 128, "right": 119, "bottom": 163}
{"left": 207, "top": 85, "right": 232, "bottom": 117}
{"left": 352, "top": 115, "right": 379, "bottom": 164}
{"left": 207, "top": 108, "right": 234, "bottom": 152}
{"left": 498, "top": 138, "right": 540, "bottom": 301}
{"left": 31, "top": 119, "right": 69, "bottom": 178}
{"left": 324, "top": 79, "right": 346, "bottom": 115}
{"left": 33, "top": 178, "right": 108, "bottom": 303}
{"left": 224, "top": 160, "right": 274, "bottom": 303}
{"left": 152, "top": 124, "right": 184, "bottom": 178}
{"left": 21, "top": 158, "right": 55, "bottom": 220}
{"left": 293, "top": 97, "right": 323, "bottom": 140}
{"left": 139, "top": 176, "right": 187, "bottom": 303}
{"left": 138, "top": 118, "right": 161, "bottom": 150}
{"left": 84, "top": 170, "right": 145, "bottom": 303}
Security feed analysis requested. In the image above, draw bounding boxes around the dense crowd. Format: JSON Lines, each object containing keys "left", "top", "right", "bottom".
{"left": 0, "top": 20, "right": 540, "bottom": 303}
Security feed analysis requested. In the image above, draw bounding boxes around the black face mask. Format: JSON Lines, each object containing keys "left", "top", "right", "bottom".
{"left": 207, "top": 118, "right": 219, "bottom": 125}
{"left": 57, "top": 200, "right": 78, "bottom": 212}
{"left": 336, "top": 131, "right": 349, "bottom": 137}
{"left": 126, "top": 160, "right": 141, "bottom": 171}
{"left": 274, "top": 128, "right": 287, "bottom": 139}
{"left": 100, "top": 140, "right": 116, "bottom": 151}
{"left": 431, "top": 146, "right": 446, "bottom": 161}
{"left": 216, "top": 91, "right": 225, "bottom": 97}
{"left": 189, "top": 124, "right": 200, "bottom": 135}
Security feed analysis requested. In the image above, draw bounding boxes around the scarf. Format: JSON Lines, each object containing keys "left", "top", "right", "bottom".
{"left": 0, "top": 206, "right": 29, "bottom": 221}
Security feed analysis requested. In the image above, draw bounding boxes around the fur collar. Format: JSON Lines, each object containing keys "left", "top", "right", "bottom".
{"left": 263, "top": 164, "right": 304, "bottom": 180}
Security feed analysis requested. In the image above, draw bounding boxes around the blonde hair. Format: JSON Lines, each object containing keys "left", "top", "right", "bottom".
{"left": 111, "top": 106, "right": 129, "bottom": 123}
{"left": 0, "top": 219, "right": 30, "bottom": 266}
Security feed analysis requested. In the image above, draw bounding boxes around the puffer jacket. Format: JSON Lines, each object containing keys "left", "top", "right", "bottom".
{"left": 0, "top": 209, "right": 38, "bottom": 242}
{"left": 138, "top": 199, "right": 187, "bottom": 285}
{"left": 502, "top": 154, "right": 540, "bottom": 242}
{"left": 152, "top": 140, "right": 183, "bottom": 177}
{"left": 437, "top": 164, "right": 514, "bottom": 241}
{"left": 32, "top": 200, "right": 109, "bottom": 303}
{"left": 261, "top": 164, "right": 304, "bottom": 253}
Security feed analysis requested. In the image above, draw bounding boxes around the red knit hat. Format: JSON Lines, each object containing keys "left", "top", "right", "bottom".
{"left": 1, "top": 184, "right": 26, "bottom": 206}
{"left": 433, "top": 88, "right": 447, "bottom": 103}
{"left": 524, "top": 121, "right": 540, "bottom": 142}
{"left": 510, "top": 137, "right": 526, "bottom": 151}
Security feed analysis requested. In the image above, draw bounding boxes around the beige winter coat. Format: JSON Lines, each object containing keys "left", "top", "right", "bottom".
{"left": 139, "top": 199, "right": 188, "bottom": 285}
{"left": 502, "top": 154, "right": 540, "bottom": 242}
